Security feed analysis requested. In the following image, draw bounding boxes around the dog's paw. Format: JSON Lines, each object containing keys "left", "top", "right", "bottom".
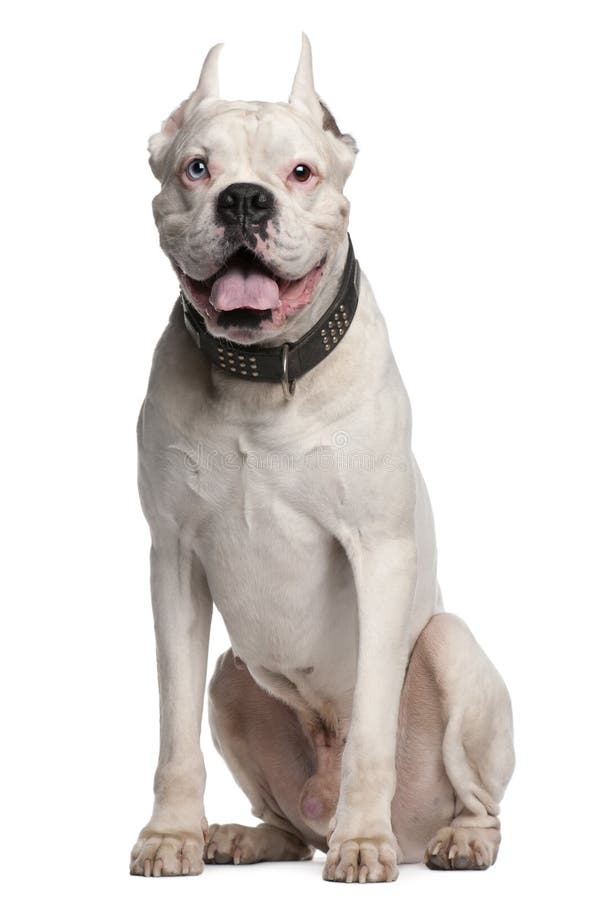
{"left": 130, "top": 820, "right": 207, "bottom": 876}
{"left": 205, "top": 822, "right": 313, "bottom": 864}
{"left": 424, "top": 825, "right": 500, "bottom": 871}
{"left": 205, "top": 823, "right": 265, "bottom": 865}
{"left": 323, "top": 831, "right": 399, "bottom": 883}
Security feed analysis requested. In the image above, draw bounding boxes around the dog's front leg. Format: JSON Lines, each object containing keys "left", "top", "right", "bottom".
{"left": 130, "top": 535, "right": 213, "bottom": 877}
{"left": 324, "top": 534, "right": 417, "bottom": 884}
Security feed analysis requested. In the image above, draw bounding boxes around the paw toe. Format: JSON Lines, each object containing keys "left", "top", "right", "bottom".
{"left": 425, "top": 825, "right": 500, "bottom": 872}
{"left": 130, "top": 830, "right": 205, "bottom": 877}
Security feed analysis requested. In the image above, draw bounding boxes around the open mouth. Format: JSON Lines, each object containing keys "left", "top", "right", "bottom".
{"left": 177, "top": 245, "right": 326, "bottom": 338}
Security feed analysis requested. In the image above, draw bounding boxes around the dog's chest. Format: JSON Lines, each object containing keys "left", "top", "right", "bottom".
{"left": 155, "top": 418, "right": 359, "bottom": 674}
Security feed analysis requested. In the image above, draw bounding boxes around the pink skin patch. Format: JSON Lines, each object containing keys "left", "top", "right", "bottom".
{"left": 272, "top": 264, "right": 323, "bottom": 326}
{"left": 300, "top": 795, "right": 324, "bottom": 821}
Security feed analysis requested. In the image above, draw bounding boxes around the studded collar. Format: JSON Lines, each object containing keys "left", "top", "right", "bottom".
{"left": 180, "top": 235, "right": 360, "bottom": 399}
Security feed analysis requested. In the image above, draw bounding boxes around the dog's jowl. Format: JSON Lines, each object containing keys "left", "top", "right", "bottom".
{"left": 130, "top": 35, "right": 515, "bottom": 883}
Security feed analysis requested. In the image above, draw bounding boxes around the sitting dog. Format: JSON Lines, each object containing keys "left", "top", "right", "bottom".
{"left": 130, "top": 35, "right": 515, "bottom": 883}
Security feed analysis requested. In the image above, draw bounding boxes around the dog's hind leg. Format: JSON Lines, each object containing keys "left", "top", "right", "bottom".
{"left": 414, "top": 613, "right": 515, "bottom": 871}
{"left": 206, "top": 649, "right": 320, "bottom": 864}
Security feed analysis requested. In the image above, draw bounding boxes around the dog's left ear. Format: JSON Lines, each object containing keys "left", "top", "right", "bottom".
{"left": 289, "top": 33, "right": 358, "bottom": 176}
{"left": 148, "top": 43, "right": 223, "bottom": 179}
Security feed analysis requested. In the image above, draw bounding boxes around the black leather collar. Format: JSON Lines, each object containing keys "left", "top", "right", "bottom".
{"left": 181, "top": 235, "right": 360, "bottom": 398}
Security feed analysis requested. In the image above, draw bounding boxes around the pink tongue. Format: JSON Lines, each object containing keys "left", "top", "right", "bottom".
{"left": 210, "top": 267, "right": 280, "bottom": 311}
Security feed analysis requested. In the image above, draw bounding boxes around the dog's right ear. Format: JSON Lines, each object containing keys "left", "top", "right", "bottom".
{"left": 148, "top": 43, "right": 223, "bottom": 180}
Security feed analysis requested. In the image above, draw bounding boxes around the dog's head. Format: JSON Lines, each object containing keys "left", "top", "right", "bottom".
{"left": 149, "top": 35, "right": 357, "bottom": 344}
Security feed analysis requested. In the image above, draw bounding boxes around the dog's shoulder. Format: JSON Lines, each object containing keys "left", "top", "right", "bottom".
{"left": 136, "top": 299, "right": 214, "bottom": 487}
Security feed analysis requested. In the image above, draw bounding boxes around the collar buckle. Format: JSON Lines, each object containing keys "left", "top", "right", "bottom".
{"left": 281, "top": 343, "right": 296, "bottom": 400}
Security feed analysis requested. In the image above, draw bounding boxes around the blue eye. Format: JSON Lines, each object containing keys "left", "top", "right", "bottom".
{"left": 186, "top": 158, "right": 209, "bottom": 181}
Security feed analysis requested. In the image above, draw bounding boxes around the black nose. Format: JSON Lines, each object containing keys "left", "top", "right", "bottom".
{"left": 216, "top": 182, "right": 275, "bottom": 227}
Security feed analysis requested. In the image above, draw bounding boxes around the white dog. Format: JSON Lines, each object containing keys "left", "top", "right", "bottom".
{"left": 130, "top": 35, "right": 515, "bottom": 883}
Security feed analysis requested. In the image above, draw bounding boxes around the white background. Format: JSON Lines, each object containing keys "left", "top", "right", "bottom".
{"left": 2, "top": 1, "right": 589, "bottom": 897}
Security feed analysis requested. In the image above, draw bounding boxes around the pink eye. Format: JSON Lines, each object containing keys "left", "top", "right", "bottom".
{"left": 291, "top": 164, "right": 312, "bottom": 183}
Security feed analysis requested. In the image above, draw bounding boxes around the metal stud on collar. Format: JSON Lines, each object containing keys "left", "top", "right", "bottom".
{"left": 281, "top": 343, "right": 296, "bottom": 400}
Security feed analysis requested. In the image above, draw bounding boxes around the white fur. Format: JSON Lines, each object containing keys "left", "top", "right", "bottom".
{"left": 130, "top": 35, "right": 514, "bottom": 883}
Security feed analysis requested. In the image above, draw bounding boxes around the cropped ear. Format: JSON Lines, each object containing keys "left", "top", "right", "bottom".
{"left": 288, "top": 33, "right": 324, "bottom": 126}
{"left": 288, "top": 33, "right": 358, "bottom": 173}
{"left": 148, "top": 43, "right": 223, "bottom": 179}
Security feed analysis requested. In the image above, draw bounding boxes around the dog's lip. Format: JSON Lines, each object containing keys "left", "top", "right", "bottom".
{"left": 176, "top": 245, "right": 321, "bottom": 295}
